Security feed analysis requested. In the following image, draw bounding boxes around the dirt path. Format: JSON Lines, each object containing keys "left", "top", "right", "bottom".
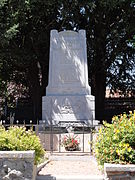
{"left": 38, "top": 156, "right": 103, "bottom": 176}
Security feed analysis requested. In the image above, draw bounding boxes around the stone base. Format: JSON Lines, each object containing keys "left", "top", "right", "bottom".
{"left": 0, "top": 151, "right": 36, "bottom": 180}
{"left": 38, "top": 133, "right": 96, "bottom": 152}
{"left": 42, "top": 95, "right": 96, "bottom": 126}
{"left": 104, "top": 163, "right": 135, "bottom": 180}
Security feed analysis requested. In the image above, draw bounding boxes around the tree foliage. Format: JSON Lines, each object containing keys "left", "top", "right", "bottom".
{"left": 0, "top": 0, "right": 61, "bottom": 118}
{"left": 0, "top": 0, "right": 135, "bottom": 120}
{"left": 59, "top": 0, "right": 135, "bottom": 119}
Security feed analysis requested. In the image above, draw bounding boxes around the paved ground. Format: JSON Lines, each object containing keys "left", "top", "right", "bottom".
{"left": 38, "top": 155, "right": 103, "bottom": 176}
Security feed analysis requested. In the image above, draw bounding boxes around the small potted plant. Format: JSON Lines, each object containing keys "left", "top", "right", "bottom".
{"left": 61, "top": 134, "right": 80, "bottom": 151}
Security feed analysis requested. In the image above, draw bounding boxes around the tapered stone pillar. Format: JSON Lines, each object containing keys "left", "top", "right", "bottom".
{"left": 42, "top": 30, "right": 98, "bottom": 125}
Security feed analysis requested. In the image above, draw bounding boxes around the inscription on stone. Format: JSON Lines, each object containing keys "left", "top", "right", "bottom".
{"left": 47, "top": 30, "right": 89, "bottom": 93}
{"left": 42, "top": 30, "right": 97, "bottom": 125}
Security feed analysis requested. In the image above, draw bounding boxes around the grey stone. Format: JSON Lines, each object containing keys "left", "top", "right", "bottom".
{"left": 104, "top": 163, "right": 135, "bottom": 172}
{"left": 3, "top": 165, "right": 8, "bottom": 173}
{"left": 104, "top": 163, "right": 135, "bottom": 180}
{"left": 0, "top": 151, "right": 35, "bottom": 180}
{"left": 8, "top": 169, "right": 23, "bottom": 177}
{"left": 0, "top": 151, "right": 35, "bottom": 159}
{"left": 0, "top": 168, "right": 7, "bottom": 177}
{"left": 42, "top": 30, "right": 98, "bottom": 126}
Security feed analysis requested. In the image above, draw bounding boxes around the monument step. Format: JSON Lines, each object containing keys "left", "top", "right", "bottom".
{"left": 47, "top": 152, "right": 91, "bottom": 156}
{"left": 49, "top": 155, "right": 96, "bottom": 162}
{"left": 36, "top": 175, "right": 104, "bottom": 180}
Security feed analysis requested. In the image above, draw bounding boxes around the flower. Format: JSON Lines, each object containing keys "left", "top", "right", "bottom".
{"left": 61, "top": 134, "right": 80, "bottom": 151}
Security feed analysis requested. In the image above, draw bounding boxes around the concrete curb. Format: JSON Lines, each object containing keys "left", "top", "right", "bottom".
{"left": 37, "top": 160, "right": 50, "bottom": 174}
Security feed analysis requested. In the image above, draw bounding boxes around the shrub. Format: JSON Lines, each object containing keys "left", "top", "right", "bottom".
{"left": 0, "top": 126, "right": 45, "bottom": 164}
{"left": 94, "top": 111, "right": 135, "bottom": 166}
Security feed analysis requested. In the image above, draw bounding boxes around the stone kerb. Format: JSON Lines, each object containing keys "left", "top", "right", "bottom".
{"left": 0, "top": 150, "right": 36, "bottom": 180}
{"left": 104, "top": 163, "right": 135, "bottom": 180}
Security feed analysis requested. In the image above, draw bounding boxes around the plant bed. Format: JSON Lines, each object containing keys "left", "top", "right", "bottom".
{"left": 0, "top": 126, "right": 45, "bottom": 180}
{"left": 94, "top": 111, "right": 135, "bottom": 179}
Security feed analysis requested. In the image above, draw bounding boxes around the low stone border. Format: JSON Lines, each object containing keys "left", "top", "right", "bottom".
{"left": 0, "top": 150, "right": 36, "bottom": 180}
{"left": 37, "top": 159, "right": 50, "bottom": 174}
{"left": 104, "top": 163, "right": 135, "bottom": 180}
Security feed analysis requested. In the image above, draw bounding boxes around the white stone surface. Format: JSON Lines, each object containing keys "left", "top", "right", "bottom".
{"left": 42, "top": 30, "right": 96, "bottom": 125}
{"left": 104, "top": 163, "right": 135, "bottom": 172}
{"left": 42, "top": 95, "right": 95, "bottom": 125}
{"left": 0, "top": 150, "right": 35, "bottom": 158}
{"left": 46, "top": 30, "right": 91, "bottom": 96}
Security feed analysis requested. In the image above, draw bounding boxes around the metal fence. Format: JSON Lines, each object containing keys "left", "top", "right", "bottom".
{"left": 0, "top": 119, "right": 99, "bottom": 154}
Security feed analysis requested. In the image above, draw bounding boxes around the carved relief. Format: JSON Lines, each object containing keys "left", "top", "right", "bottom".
{"left": 51, "top": 97, "right": 86, "bottom": 115}
{"left": 60, "top": 98, "right": 73, "bottom": 114}
{"left": 61, "top": 105, "right": 74, "bottom": 114}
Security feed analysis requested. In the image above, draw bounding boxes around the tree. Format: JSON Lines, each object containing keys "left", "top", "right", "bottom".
{"left": 0, "top": 0, "right": 62, "bottom": 120}
{"left": 87, "top": 0, "right": 135, "bottom": 119}
{"left": 0, "top": 0, "right": 135, "bottom": 121}
{"left": 59, "top": 0, "right": 135, "bottom": 120}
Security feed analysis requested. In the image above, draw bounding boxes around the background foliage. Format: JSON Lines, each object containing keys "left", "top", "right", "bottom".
{"left": 0, "top": 0, "right": 135, "bottom": 121}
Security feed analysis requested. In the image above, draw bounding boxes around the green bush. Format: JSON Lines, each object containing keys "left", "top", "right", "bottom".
{"left": 94, "top": 111, "right": 135, "bottom": 166}
{"left": 0, "top": 126, "right": 45, "bottom": 164}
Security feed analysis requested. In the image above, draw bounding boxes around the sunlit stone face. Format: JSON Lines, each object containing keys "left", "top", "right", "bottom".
{"left": 47, "top": 30, "right": 91, "bottom": 95}
{"left": 42, "top": 30, "right": 97, "bottom": 126}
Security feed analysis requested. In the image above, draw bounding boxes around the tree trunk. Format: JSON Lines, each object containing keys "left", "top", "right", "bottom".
{"left": 94, "top": 72, "right": 106, "bottom": 122}
{"left": 90, "top": 23, "right": 107, "bottom": 122}
{"left": 27, "top": 62, "right": 43, "bottom": 122}
{"left": 90, "top": 43, "right": 107, "bottom": 122}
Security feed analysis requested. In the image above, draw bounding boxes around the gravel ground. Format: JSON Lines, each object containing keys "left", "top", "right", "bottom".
{"left": 38, "top": 156, "right": 103, "bottom": 176}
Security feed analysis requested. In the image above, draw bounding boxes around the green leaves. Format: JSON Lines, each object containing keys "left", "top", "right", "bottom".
{"left": 0, "top": 0, "right": 8, "bottom": 8}
{"left": 0, "top": 126, "right": 45, "bottom": 164}
{"left": 94, "top": 111, "right": 135, "bottom": 166}
{"left": 4, "top": 23, "right": 19, "bottom": 39}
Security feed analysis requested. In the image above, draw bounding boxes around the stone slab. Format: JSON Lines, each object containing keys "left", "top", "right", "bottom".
{"left": 46, "top": 30, "right": 91, "bottom": 96}
{"left": 0, "top": 150, "right": 35, "bottom": 159}
{"left": 42, "top": 95, "right": 95, "bottom": 125}
{"left": 104, "top": 163, "right": 135, "bottom": 180}
{"left": 104, "top": 163, "right": 135, "bottom": 172}
{"left": 0, "top": 151, "right": 36, "bottom": 180}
